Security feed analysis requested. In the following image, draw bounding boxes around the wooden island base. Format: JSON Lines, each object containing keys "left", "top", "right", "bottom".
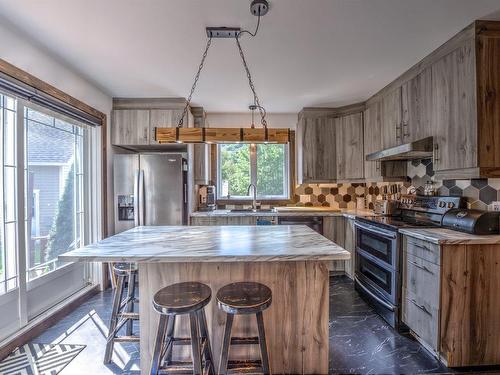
{"left": 139, "top": 261, "right": 330, "bottom": 374}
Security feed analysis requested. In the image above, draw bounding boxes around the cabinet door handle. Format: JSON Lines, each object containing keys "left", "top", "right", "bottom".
{"left": 395, "top": 123, "right": 402, "bottom": 140}
{"left": 144, "top": 127, "right": 149, "bottom": 140}
{"left": 402, "top": 122, "right": 410, "bottom": 137}
{"left": 409, "top": 298, "right": 432, "bottom": 316}
{"left": 408, "top": 260, "right": 433, "bottom": 275}
{"left": 433, "top": 143, "right": 439, "bottom": 163}
{"left": 409, "top": 241, "right": 432, "bottom": 252}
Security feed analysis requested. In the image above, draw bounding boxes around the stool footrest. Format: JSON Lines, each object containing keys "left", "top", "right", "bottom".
{"left": 230, "top": 336, "right": 259, "bottom": 345}
{"left": 158, "top": 361, "right": 213, "bottom": 375}
{"left": 227, "top": 359, "right": 263, "bottom": 374}
{"left": 119, "top": 312, "right": 139, "bottom": 320}
{"left": 112, "top": 335, "right": 140, "bottom": 343}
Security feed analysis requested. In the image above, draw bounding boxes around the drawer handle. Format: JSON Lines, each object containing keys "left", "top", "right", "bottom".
{"left": 409, "top": 298, "right": 432, "bottom": 316}
{"left": 408, "top": 260, "right": 434, "bottom": 275}
{"left": 409, "top": 241, "right": 432, "bottom": 252}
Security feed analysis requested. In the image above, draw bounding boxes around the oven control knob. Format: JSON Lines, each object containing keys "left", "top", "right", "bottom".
{"left": 438, "top": 201, "right": 446, "bottom": 208}
{"left": 447, "top": 202, "right": 455, "bottom": 208}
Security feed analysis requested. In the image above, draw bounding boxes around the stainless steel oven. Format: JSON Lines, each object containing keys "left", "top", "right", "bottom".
{"left": 354, "top": 220, "right": 401, "bottom": 328}
{"left": 353, "top": 196, "right": 466, "bottom": 330}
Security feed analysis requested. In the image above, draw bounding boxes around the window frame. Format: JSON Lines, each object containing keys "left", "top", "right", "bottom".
{"left": 216, "top": 143, "right": 291, "bottom": 201}
{"left": 23, "top": 102, "right": 90, "bottom": 284}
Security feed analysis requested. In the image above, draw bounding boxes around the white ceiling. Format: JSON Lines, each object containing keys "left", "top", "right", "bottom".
{"left": 1, "top": 0, "right": 500, "bottom": 113}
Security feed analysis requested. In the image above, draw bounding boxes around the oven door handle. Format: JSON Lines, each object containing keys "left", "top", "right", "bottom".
{"left": 355, "top": 275, "right": 396, "bottom": 312}
{"left": 354, "top": 221, "right": 397, "bottom": 239}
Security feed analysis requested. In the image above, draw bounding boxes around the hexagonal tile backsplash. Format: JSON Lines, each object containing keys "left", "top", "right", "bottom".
{"left": 221, "top": 159, "right": 500, "bottom": 211}
{"left": 294, "top": 159, "right": 500, "bottom": 210}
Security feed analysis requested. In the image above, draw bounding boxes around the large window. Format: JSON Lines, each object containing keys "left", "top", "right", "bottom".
{"left": 217, "top": 143, "right": 289, "bottom": 200}
{"left": 25, "top": 108, "right": 86, "bottom": 280}
{"left": 0, "top": 89, "right": 96, "bottom": 341}
{"left": 0, "top": 94, "right": 18, "bottom": 294}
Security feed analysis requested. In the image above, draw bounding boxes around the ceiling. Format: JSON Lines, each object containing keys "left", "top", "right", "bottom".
{"left": 1, "top": 0, "right": 500, "bottom": 113}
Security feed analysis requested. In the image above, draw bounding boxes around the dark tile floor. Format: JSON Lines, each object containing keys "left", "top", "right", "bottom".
{"left": 28, "top": 276, "right": 500, "bottom": 374}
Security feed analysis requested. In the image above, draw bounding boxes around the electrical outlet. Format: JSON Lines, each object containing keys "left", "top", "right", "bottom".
{"left": 489, "top": 201, "right": 500, "bottom": 211}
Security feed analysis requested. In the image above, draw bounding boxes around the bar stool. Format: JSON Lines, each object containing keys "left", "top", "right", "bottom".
{"left": 217, "top": 282, "right": 272, "bottom": 375}
{"left": 150, "top": 282, "right": 215, "bottom": 375}
{"left": 104, "top": 262, "right": 140, "bottom": 364}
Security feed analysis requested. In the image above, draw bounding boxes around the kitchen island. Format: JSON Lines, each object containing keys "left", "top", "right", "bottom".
{"left": 60, "top": 225, "right": 350, "bottom": 374}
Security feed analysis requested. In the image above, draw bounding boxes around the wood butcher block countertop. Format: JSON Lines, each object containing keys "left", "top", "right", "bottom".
{"left": 59, "top": 225, "right": 350, "bottom": 263}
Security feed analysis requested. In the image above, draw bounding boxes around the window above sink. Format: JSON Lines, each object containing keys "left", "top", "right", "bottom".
{"left": 217, "top": 143, "right": 290, "bottom": 201}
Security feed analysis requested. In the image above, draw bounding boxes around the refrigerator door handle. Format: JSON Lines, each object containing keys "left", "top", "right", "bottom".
{"left": 138, "top": 170, "right": 145, "bottom": 226}
{"left": 133, "top": 170, "right": 140, "bottom": 227}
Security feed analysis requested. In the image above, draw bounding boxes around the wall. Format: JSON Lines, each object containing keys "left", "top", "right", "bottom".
{"left": 0, "top": 20, "right": 114, "bottom": 236}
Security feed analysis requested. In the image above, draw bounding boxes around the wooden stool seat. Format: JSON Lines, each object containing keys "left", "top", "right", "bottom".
{"left": 150, "top": 282, "right": 214, "bottom": 375}
{"left": 112, "top": 262, "right": 138, "bottom": 276}
{"left": 153, "top": 281, "right": 211, "bottom": 315}
{"left": 217, "top": 282, "right": 271, "bottom": 374}
{"left": 217, "top": 282, "right": 272, "bottom": 314}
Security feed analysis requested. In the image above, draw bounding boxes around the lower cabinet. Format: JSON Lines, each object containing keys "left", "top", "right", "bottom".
{"left": 322, "top": 216, "right": 355, "bottom": 278}
{"left": 190, "top": 216, "right": 258, "bottom": 225}
{"left": 343, "top": 218, "right": 356, "bottom": 278}
{"left": 402, "top": 234, "right": 500, "bottom": 367}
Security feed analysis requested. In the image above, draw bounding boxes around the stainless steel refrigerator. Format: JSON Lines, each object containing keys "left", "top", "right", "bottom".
{"left": 113, "top": 153, "right": 188, "bottom": 233}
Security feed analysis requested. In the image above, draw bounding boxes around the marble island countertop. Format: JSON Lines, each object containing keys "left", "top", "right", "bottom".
{"left": 191, "top": 208, "right": 378, "bottom": 219}
{"left": 59, "top": 225, "right": 350, "bottom": 263}
{"left": 399, "top": 227, "right": 500, "bottom": 245}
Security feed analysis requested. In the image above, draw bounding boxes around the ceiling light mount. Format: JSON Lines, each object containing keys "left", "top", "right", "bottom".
{"left": 250, "top": 0, "right": 269, "bottom": 16}
{"left": 206, "top": 27, "right": 241, "bottom": 39}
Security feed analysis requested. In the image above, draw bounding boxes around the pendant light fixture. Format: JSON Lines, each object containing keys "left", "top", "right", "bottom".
{"left": 155, "top": 0, "right": 291, "bottom": 144}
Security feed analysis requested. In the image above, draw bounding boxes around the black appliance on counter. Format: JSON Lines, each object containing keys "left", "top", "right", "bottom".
{"left": 277, "top": 216, "right": 323, "bottom": 234}
{"left": 442, "top": 209, "right": 500, "bottom": 234}
{"left": 354, "top": 195, "right": 466, "bottom": 330}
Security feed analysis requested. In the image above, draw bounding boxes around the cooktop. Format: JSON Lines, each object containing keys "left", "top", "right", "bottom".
{"left": 356, "top": 215, "right": 441, "bottom": 231}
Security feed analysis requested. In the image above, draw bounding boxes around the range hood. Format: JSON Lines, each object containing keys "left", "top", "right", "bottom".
{"left": 366, "top": 137, "right": 434, "bottom": 161}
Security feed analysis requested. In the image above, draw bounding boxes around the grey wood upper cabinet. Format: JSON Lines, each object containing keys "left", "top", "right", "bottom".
{"left": 111, "top": 109, "right": 150, "bottom": 146}
{"left": 431, "top": 39, "right": 477, "bottom": 173}
{"left": 296, "top": 112, "right": 337, "bottom": 183}
{"left": 335, "top": 112, "right": 364, "bottom": 180}
{"left": 380, "top": 88, "right": 402, "bottom": 149}
{"left": 363, "top": 102, "right": 383, "bottom": 180}
{"left": 111, "top": 98, "right": 192, "bottom": 147}
{"left": 401, "top": 67, "right": 433, "bottom": 143}
{"left": 149, "top": 109, "right": 185, "bottom": 145}
{"left": 365, "top": 21, "right": 500, "bottom": 178}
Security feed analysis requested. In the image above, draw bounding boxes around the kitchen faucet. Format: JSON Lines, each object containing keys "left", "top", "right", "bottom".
{"left": 247, "top": 183, "right": 257, "bottom": 211}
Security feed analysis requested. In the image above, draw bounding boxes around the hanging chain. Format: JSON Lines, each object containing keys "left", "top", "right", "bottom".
{"left": 236, "top": 36, "right": 267, "bottom": 128}
{"left": 178, "top": 36, "right": 212, "bottom": 128}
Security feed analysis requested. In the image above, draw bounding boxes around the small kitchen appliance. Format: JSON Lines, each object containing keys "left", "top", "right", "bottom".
{"left": 442, "top": 209, "right": 500, "bottom": 235}
{"left": 373, "top": 200, "right": 400, "bottom": 216}
{"left": 198, "top": 185, "right": 216, "bottom": 212}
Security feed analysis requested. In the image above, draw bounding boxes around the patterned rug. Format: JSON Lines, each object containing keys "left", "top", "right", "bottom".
{"left": 0, "top": 343, "right": 85, "bottom": 375}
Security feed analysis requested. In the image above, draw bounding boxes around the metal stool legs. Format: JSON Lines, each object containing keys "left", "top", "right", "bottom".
{"left": 218, "top": 312, "right": 270, "bottom": 375}
{"left": 217, "top": 282, "right": 272, "bottom": 375}
{"left": 151, "top": 309, "right": 214, "bottom": 375}
{"left": 126, "top": 270, "right": 137, "bottom": 336}
{"left": 104, "top": 266, "right": 139, "bottom": 364}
